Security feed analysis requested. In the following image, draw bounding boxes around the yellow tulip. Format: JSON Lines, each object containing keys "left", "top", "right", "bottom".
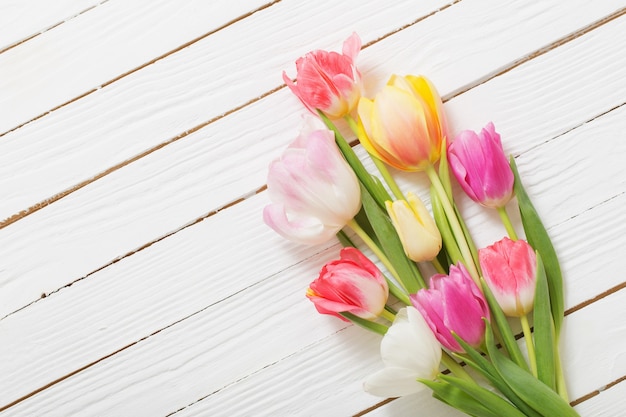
{"left": 386, "top": 192, "right": 442, "bottom": 262}
{"left": 357, "top": 75, "right": 447, "bottom": 171}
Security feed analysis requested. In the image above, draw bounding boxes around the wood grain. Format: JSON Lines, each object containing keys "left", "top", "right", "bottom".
{"left": 1, "top": 0, "right": 624, "bottom": 416}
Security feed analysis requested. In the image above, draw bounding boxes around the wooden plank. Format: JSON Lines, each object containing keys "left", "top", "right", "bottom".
{"left": 1, "top": 0, "right": 623, "bottom": 224}
{"left": 1, "top": 9, "right": 625, "bottom": 319}
{"left": 0, "top": 0, "right": 454, "bottom": 223}
{"left": 0, "top": 0, "right": 103, "bottom": 52}
{"left": 6, "top": 261, "right": 621, "bottom": 416}
{"left": 574, "top": 379, "right": 626, "bottom": 416}
{"left": 0, "top": 0, "right": 274, "bottom": 134}
{"left": 1, "top": 97, "right": 624, "bottom": 414}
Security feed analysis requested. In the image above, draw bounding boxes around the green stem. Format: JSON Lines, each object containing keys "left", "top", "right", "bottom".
{"left": 441, "top": 351, "right": 474, "bottom": 383}
{"left": 497, "top": 206, "right": 519, "bottom": 240}
{"left": 380, "top": 308, "right": 396, "bottom": 323}
{"left": 431, "top": 257, "right": 446, "bottom": 274}
{"left": 346, "top": 219, "right": 410, "bottom": 304}
{"left": 345, "top": 115, "right": 406, "bottom": 201}
{"left": 520, "top": 314, "right": 538, "bottom": 377}
{"left": 554, "top": 334, "right": 570, "bottom": 402}
{"left": 425, "top": 164, "right": 480, "bottom": 283}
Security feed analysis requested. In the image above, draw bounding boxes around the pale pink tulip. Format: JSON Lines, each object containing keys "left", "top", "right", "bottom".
{"left": 411, "top": 263, "right": 490, "bottom": 352}
{"left": 307, "top": 248, "right": 388, "bottom": 320}
{"left": 448, "top": 122, "right": 514, "bottom": 208}
{"left": 479, "top": 237, "right": 537, "bottom": 317}
{"left": 283, "top": 33, "right": 362, "bottom": 119}
{"left": 364, "top": 307, "right": 442, "bottom": 397}
{"left": 263, "top": 123, "right": 361, "bottom": 245}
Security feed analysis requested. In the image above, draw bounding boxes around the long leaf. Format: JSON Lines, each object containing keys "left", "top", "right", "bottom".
{"left": 431, "top": 185, "right": 463, "bottom": 265}
{"left": 485, "top": 322, "right": 581, "bottom": 417}
{"left": 439, "top": 375, "right": 527, "bottom": 417}
{"left": 454, "top": 335, "right": 544, "bottom": 417}
{"left": 360, "top": 187, "right": 425, "bottom": 292}
{"left": 319, "top": 112, "right": 391, "bottom": 210}
{"left": 340, "top": 312, "right": 388, "bottom": 335}
{"left": 510, "top": 156, "right": 564, "bottom": 335}
{"left": 533, "top": 252, "right": 556, "bottom": 390}
{"left": 480, "top": 279, "right": 528, "bottom": 370}
{"left": 420, "top": 379, "right": 499, "bottom": 417}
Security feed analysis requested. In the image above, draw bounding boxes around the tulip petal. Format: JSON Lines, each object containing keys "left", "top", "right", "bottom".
{"left": 263, "top": 203, "right": 337, "bottom": 245}
{"left": 364, "top": 367, "right": 427, "bottom": 397}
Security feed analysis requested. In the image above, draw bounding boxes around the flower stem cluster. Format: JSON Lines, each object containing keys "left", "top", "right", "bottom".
{"left": 265, "top": 33, "right": 576, "bottom": 417}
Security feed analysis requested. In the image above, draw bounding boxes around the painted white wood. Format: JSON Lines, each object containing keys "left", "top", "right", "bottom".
{"left": 1, "top": 94, "right": 624, "bottom": 414}
{"left": 575, "top": 380, "right": 626, "bottom": 416}
{"left": 1, "top": 8, "right": 625, "bottom": 320}
{"left": 8, "top": 272, "right": 621, "bottom": 417}
{"left": 0, "top": 0, "right": 273, "bottom": 134}
{"left": 1, "top": 0, "right": 622, "bottom": 225}
{"left": 1, "top": 0, "right": 624, "bottom": 415}
{"left": 0, "top": 0, "right": 453, "bottom": 224}
{"left": 0, "top": 0, "right": 103, "bottom": 51}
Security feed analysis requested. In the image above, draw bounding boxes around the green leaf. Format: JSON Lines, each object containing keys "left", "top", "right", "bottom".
{"left": 439, "top": 374, "right": 527, "bottom": 417}
{"left": 431, "top": 185, "right": 463, "bottom": 265}
{"left": 454, "top": 335, "right": 544, "bottom": 417}
{"left": 533, "top": 252, "right": 556, "bottom": 390}
{"left": 480, "top": 279, "right": 528, "bottom": 370}
{"left": 420, "top": 379, "right": 500, "bottom": 417}
{"left": 510, "top": 156, "right": 564, "bottom": 335}
{"left": 319, "top": 112, "right": 390, "bottom": 210}
{"left": 438, "top": 137, "right": 453, "bottom": 201}
{"left": 340, "top": 312, "right": 388, "bottom": 335}
{"left": 360, "top": 187, "right": 425, "bottom": 292}
{"left": 485, "top": 321, "right": 581, "bottom": 417}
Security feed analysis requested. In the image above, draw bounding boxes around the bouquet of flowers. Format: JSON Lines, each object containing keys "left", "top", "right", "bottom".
{"left": 263, "top": 33, "right": 579, "bottom": 417}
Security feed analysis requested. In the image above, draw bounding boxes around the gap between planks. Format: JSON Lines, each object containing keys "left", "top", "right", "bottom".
{"left": 0, "top": 0, "right": 283, "bottom": 138}
{"left": 5, "top": 280, "right": 625, "bottom": 414}
{"left": 1, "top": 5, "right": 624, "bottom": 232}
{"left": 0, "top": 1, "right": 110, "bottom": 55}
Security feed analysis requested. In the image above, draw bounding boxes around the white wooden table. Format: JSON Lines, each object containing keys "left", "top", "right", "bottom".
{"left": 1, "top": 1, "right": 625, "bottom": 416}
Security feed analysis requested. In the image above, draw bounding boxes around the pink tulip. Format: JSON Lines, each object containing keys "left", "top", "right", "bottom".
{"left": 479, "top": 237, "right": 537, "bottom": 317}
{"left": 263, "top": 121, "right": 361, "bottom": 245}
{"left": 307, "top": 248, "right": 389, "bottom": 321}
{"left": 283, "top": 33, "right": 362, "bottom": 119}
{"left": 448, "top": 122, "right": 514, "bottom": 208}
{"left": 411, "top": 263, "right": 490, "bottom": 352}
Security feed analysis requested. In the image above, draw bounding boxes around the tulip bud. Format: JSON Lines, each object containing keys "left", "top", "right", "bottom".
{"left": 448, "top": 122, "right": 514, "bottom": 208}
{"left": 479, "top": 237, "right": 537, "bottom": 317}
{"left": 263, "top": 121, "right": 361, "bottom": 245}
{"left": 357, "top": 75, "right": 447, "bottom": 171}
{"left": 364, "top": 307, "right": 442, "bottom": 397}
{"left": 386, "top": 192, "right": 442, "bottom": 262}
{"left": 411, "top": 263, "right": 490, "bottom": 352}
{"left": 282, "top": 33, "right": 362, "bottom": 119}
{"left": 306, "top": 248, "right": 388, "bottom": 321}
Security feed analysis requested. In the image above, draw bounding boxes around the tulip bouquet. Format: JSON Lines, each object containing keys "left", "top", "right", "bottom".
{"left": 264, "top": 33, "right": 579, "bottom": 417}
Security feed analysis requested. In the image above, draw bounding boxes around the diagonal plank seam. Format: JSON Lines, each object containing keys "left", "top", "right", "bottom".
{"left": 2, "top": 5, "right": 623, "bottom": 231}
{"left": 0, "top": 1, "right": 110, "bottom": 55}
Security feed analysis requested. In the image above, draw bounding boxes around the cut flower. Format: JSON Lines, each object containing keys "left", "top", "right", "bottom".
{"left": 263, "top": 119, "right": 361, "bottom": 245}
{"left": 364, "top": 307, "right": 442, "bottom": 397}
{"left": 307, "top": 247, "right": 388, "bottom": 321}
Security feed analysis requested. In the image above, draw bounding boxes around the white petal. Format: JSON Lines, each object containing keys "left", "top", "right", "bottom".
{"left": 364, "top": 366, "right": 427, "bottom": 398}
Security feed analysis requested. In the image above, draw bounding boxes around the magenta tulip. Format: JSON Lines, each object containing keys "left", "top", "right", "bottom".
{"left": 448, "top": 122, "right": 514, "bottom": 208}
{"left": 307, "top": 248, "right": 389, "bottom": 321}
{"left": 411, "top": 263, "right": 490, "bottom": 352}
{"left": 479, "top": 237, "right": 537, "bottom": 317}
{"left": 263, "top": 121, "right": 361, "bottom": 245}
{"left": 283, "top": 33, "right": 362, "bottom": 119}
